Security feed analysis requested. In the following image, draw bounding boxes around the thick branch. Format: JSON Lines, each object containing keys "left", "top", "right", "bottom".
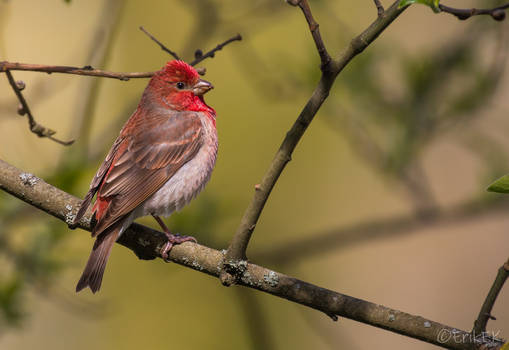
{"left": 0, "top": 61, "right": 155, "bottom": 81}
{"left": 0, "top": 158, "right": 504, "bottom": 350}
{"left": 439, "top": 3, "right": 509, "bottom": 21}
{"left": 5, "top": 70, "right": 74, "bottom": 146}
{"left": 224, "top": 0, "right": 406, "bottom": 269}
{"left": 473, "top": 257, "right": 509, "bottom": 335}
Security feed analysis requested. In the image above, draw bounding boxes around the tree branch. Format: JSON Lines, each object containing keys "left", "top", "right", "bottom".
{"left": 1, "top": 32, "right": 241, "bottom": 85}
{"left": 0, "top": 32, "right": 240, "bottom": 146}
{"left": 439, "top": 3, "right": 509, "bottom": 21}
{"left": 287, "top": 0, "right": 331, "bottom": 69}
{"left": 473, "top": 257, "right": 509, "bottom": 335}
{"left": 139, "top": 27, "right": 241, "bottom": 68}
{"left": 0, "top": 158, "right": 504, "bottom": 350}
{"left": 223, "top": 0, "right": 406, "bottom": 278}
{"left": 2, "top": 2, "right": 507, "bottom": 348}
{"left": 0, "top": 61, "right": 155, "bottom": 81}
{"left": 189, "top": 33, "right": 242, "bottom": 66}
{"left": 373, "top": 0, "right": 385, "bottom": 17}
{"left": 139, "top": 26, "right": 181, "bottom": 60}
{"left": 4, "top": 70, "right": 74, "bottom": 146}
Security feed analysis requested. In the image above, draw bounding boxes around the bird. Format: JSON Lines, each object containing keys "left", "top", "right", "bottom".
{"left": 72, "top": 60, "right": 217, "bottom": 293}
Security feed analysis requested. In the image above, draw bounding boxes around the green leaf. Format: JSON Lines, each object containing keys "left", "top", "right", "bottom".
{"left": 398, "top": 0, "right": 441, "bottom": 13}
{"left": 487, "top": 175, "right": 509, "bottom": 193}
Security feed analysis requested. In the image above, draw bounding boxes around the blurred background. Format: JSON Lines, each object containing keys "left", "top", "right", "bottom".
{"left": 0, "top": 0, "right": 508, "bottom": 349}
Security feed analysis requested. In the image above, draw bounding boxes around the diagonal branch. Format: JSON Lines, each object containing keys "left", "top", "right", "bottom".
{"left": 139, "top": 27, "right": 241, "bottom": 67}
{"left": 473, "top": 257, "right": 509, "bottom": 335}
{"left": 5, "top": 70, "right": 74, "bottom": 146}
{"left": 287, "top": 0, "right": 331, "bottom": 69}
{"left": 189, "top": 33, "right": 242, "bottom": 66}
{"left": 439, "top": 3, "right": 509, "bottom": 21}
{"left": 139, "top": 26, "right": 181, "bottom": 60}
{"left": 223, "top": 0, "right": 407, "bottom": 277}
{"left": 1, "top": 30, "right": 240, "bottom": 145}
{"left": 0, "top": 158, "right": 504, "bottom": 350}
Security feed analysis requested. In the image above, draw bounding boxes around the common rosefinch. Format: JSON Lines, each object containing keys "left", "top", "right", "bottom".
{"left": 72, "top": 60, "right": 216, "bottom": 293}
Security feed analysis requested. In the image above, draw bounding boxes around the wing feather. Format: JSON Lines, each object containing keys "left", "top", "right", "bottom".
{"left": 75, "top": 109, "right": 204, "bottom": 236}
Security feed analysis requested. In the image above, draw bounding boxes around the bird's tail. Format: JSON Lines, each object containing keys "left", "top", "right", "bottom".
{"left": 76, "top": 225, "right": 120, "bottom": 293}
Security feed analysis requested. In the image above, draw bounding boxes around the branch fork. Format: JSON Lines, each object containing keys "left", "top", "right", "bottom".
{"left": 0, "top": 30, "right": 241, "bottom": 146}
{"left": 439, "top": 3, "right": 509, "bottom": 21}
{"left": 222, "top": 0, "right": 406, "bottom": 282}
{"left": 1, "top": 3, "right": 508, "bottom": 349}
{"left": 0, "top": 157, "right": 505, "bottom": 349}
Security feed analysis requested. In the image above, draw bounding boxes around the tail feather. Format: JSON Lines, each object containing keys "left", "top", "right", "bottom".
{"left": 76, "top": 226, "right": 120, "bottom": 293}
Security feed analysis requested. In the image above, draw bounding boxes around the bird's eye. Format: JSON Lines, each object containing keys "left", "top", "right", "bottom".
{"left": 176, "top": 82, "right": 185, "bottom": 89}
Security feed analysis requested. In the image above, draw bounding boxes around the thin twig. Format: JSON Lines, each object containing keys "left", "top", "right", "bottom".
{"left": 4, "top": 70, "right": 74, "bottom": 146}
{"left": 222, "top": 1, "right": 407, "bottom": 279}
{"left": 439, "top": 3, "right": 509, "bottom": 21}
{"left": 0, "top": 158, "right": 504, "bottom": 350}
{"left": 473, "top": 257, "right": 509, "bottom": 335}
{"left": 293, "top": 0, "right": 332, "bottom": 69}
{"left": 373, "top": 0, "right": 385, "bottom": 17}
{"left": 0, "top": 32, "right": 242, "bottom": 83}
{"left": 189, "top": 33, "right": 242, "bottom": 66}
{"left": 1, "top": 61, "right": 154, "bottom": 81}
{"left": 139, "top": 26, "right": 180, "bottom": 60}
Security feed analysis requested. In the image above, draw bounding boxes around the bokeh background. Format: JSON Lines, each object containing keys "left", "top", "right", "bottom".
{"left": 0, "top": 0, "right": 508, "bottom": 349}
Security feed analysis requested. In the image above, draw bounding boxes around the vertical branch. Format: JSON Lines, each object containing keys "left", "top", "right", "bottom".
{"left": 373, "top": 0, "right": 385, "bottom": 17}
{"left": 473, "top": 257, "right": 509, "bottom": 335}
{"left": 294, "top": 0, "right": 332, "bottom": 69}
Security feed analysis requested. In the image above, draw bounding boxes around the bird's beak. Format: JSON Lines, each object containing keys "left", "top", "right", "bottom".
{"left": 192, "top": 79, "right": 213, "bottom": 96}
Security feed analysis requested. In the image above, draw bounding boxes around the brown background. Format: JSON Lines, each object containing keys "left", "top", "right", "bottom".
{"left": 0, "top": 0, "right": 508, "bottom": 349}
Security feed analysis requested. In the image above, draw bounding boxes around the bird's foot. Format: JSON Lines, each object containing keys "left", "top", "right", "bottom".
{"left": 160, "top": 233, "right": 197, "bottom": 262}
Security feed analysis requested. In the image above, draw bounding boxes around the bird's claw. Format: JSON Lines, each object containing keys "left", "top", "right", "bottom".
{"left": 160, "top": 233, "right": 197, "bottom": 262}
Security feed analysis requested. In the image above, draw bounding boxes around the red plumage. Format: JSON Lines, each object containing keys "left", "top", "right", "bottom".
{"left": 73, "top": 60, "right": 217, "bottom": 293}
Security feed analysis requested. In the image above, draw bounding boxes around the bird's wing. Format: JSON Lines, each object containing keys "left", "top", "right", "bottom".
{"left": 76, "top": 110, "right": 204, "bottom": 236}
{"left": 73, "top": 136, "right": 125, "bottom": 226}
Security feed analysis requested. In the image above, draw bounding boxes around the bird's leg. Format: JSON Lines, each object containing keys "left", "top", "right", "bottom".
{"left": 152, "top": 215, "right": 197, "bottom": 262}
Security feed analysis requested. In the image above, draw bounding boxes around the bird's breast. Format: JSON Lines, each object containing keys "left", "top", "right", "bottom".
{"left": 138, "top": 114, "right": 218, "bottom": 218}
